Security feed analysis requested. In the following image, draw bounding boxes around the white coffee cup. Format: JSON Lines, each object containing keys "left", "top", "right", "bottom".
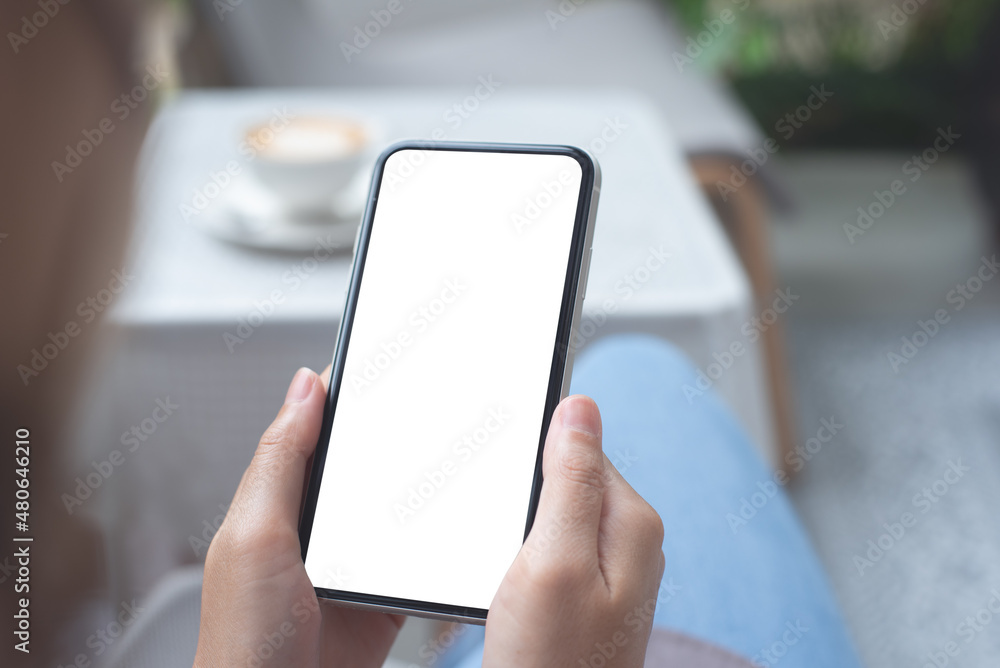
{"left": 248, "top": 116, "right": 368, "bottom": 215}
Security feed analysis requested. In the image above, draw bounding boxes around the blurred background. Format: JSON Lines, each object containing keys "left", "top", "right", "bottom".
{"left": 4, "top": 0, "right": 1000, "bottom": 666}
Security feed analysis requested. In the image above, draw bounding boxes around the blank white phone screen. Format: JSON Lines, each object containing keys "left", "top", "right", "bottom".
{"left": 303, "top": 149, "right": 585, "bottom": 610}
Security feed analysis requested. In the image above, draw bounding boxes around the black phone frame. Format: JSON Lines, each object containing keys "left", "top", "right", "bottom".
{"left": 297, "top": 140, "right": 598, "bottom": 624}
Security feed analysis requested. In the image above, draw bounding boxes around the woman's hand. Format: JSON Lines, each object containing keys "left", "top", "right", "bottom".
{"left": 194, "top": 367, "right": 404, "bottom": 668}
{"left": 194, "top": 372, "right": 663, "bottom": 668}
{"left": 483, "top": 395, "right": 666, "bottom": 668}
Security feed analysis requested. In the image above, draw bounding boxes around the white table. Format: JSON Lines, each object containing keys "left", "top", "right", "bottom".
{"left": 79, "top": 89, "right": 774, "bottom": 597}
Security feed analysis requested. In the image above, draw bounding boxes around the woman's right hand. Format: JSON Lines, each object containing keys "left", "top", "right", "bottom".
{"left": 483, "top": 395, "right": 666, "bottom": 668}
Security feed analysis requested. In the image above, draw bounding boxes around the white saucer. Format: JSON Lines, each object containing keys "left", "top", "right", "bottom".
{"left": 195, "top": 172, "right": 365, "bottom": 253}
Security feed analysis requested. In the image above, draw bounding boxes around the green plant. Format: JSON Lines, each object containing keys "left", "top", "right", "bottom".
{"left": 665, "top": 0, "right": 997, "bottom": 149}
{"left": 667, "top": 0, "right": 994, "bottom": 76}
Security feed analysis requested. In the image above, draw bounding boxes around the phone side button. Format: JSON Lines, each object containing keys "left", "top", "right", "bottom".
{"left": 580, "top": 247, "right": 593, "bottom": 301}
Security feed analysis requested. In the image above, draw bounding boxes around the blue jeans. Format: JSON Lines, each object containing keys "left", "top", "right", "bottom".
{"left": 444, "top": 335, "right": 863, "bottom": 667}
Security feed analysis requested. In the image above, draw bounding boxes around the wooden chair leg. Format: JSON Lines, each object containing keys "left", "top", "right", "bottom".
{"left": 689, "top": 155, "right": 797, "bottom": 473}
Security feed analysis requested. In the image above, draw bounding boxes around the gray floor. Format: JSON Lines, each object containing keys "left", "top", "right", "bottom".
{"left": 772, "top": 154, "right": 1000, "bottom": 667}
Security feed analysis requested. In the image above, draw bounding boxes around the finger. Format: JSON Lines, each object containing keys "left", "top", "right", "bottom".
{"left": 597, "top": 452, "right": 665, "bottom": 582}
{"left": 319, "top": 363, "right": 332, "bottom": 391}
{"left": 231, "top": 367, "right": 327, "bottom": 528}
{"left": 524, "top": 395, "right": 606, "bottom": 563}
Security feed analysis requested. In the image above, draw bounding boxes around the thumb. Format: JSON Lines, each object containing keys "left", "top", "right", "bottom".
{"left": 524, "top": 395, "right": 606, "bottom": 563}
{"left": 232, "top": 367, "right": 327, "bottom": 528}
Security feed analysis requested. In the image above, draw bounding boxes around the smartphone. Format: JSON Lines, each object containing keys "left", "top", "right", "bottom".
{"left": 298, "top": 140, "right": 601, "bottom": 624}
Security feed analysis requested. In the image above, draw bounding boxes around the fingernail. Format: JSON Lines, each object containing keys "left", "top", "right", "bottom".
{"left": 285, "top": 367, "right": 314, "bottom": 404}
{"left": 560, "top": 396, "right": 601, "bottom": 437}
